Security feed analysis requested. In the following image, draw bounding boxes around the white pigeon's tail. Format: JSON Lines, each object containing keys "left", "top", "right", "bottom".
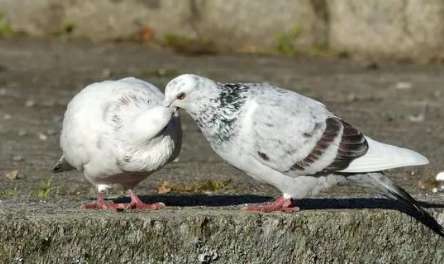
{"left": 340, "top": 137, "right": 429, "bottom": 173}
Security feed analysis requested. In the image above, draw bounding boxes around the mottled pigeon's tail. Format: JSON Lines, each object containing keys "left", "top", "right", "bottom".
{"left": 349, "top": 172, "right": 444, "bottom": 238}
{"left": 52, "top": 155, "right": 74, "bottom": 173}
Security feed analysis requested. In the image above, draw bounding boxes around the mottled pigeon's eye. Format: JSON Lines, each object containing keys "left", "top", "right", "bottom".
{"left": 176, "top": 92, "right": 186, "bottom": 100}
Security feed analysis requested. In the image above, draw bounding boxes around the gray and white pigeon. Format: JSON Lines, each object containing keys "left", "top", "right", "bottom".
{"left": 53, "top": 77, "right": 181, "bottom": 209}
{"left": 164, "top": 74, "right": 444, "bottom": 235}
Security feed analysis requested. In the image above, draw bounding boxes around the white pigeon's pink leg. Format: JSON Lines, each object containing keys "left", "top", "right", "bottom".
{"left": 243, "top": 196, "right": 300, "bottom": 213}
{"left": 81, "top": 192, "right": 124, "bottom": 210}
{"left": 126, "top": 190, "right": 165, "bottom": 210}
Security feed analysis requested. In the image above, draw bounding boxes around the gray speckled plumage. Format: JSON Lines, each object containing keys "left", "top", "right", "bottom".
{"left": 164, "top": 74, "right": 444, "bottom": 235}
{"left": 163, "top": 74, "right": 428, "bottom": 198}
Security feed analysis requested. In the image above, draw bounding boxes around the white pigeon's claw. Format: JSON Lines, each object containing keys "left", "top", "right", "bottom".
{"left": 57, "top": 77, "right": 182, "bottom": 209}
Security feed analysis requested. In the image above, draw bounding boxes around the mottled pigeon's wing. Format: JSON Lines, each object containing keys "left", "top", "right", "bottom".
{"left": 244, "top": 84, "right": 368, "bottom": 175}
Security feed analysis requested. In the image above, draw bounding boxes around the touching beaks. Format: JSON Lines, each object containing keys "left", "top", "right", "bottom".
{"left": 163, "top": 98, "right": 174, "bottom": 108}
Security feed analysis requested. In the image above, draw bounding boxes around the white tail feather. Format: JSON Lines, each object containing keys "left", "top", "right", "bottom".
{"left": 340, "top": 137, "right": 429, "bottom": 173}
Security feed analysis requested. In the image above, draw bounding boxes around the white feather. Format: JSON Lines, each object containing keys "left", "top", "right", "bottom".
{"left": 59, "top": 77, "right": 182, "bottom": 190}
{"left": 340, "top": 137, "right": 429, "bottom": 173}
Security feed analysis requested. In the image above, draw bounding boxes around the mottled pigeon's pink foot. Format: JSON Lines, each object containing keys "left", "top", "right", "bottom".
{"left": 81, "top": 192, "right": 124, "bottom": 210}
{"left": 243, "top": 196, "right": 300, "bottom": 213}
{"left": 125, "top": 190, "right": 165, "bottom": 210}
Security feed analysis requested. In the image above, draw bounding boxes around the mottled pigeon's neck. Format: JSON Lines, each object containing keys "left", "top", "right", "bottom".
{"left": 189, "top": 83, "right": 250, "bottom": 145}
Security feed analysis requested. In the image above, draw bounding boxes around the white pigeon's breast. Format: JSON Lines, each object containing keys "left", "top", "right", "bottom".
{"left": 60, "top": 77, "right": 176, "bottom": 185}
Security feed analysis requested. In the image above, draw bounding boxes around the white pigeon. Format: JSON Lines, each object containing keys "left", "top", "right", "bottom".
{"left": 53, "top": 77, "right": 181, "bottom": 210}
{"left": 164, "top": 74, "right": 444, "bottom": 236}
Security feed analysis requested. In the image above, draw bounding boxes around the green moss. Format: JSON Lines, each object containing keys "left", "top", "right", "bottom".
{"left": 0, "top": 186, "right": 19, "bottom": 198}
{"left": 163, "top": 33, "right": 217, "bottom": 55}
{"left": 32, "top": 177, "right": 54, "bottom": 200}
{"left": 157, "top": 179, "right": 233, "bottom": 193}
{"left": 275, "top": 25, "right": 302, "bottom": 56}
{"left": 0, "top": 12, "right": 14, "bottom": 38}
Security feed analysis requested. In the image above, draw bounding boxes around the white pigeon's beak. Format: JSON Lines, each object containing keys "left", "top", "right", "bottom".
{"left": 163, "top": 98, "right": 174, "bottom": 108}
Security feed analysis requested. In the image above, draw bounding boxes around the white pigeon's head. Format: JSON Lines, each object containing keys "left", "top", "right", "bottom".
{"left": 164, "top": 74, "right": 216, "bottom": 111}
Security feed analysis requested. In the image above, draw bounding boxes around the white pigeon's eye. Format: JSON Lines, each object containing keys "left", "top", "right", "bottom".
{"left": 176, "top": 92, "right": 186, "bottom": 100}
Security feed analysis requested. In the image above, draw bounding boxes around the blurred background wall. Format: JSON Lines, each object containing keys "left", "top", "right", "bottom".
{"left": 0, "top": 0, "right": 444, "bottom": 61}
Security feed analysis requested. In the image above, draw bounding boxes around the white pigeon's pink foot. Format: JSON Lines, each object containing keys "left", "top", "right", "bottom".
{"left": 125, "top": 190, "right": 165, "bottom": 210}
{"left": 81, "top": 192, "right": 124, "bottom": 210}
{"left": 243, "top": 196, "right": 300, "bottom": 213}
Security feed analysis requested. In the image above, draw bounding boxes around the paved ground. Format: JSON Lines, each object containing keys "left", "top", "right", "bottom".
{"left": 1, "top": 37, "right": 443, "bottom": 204}
{"left": 0, "top": 38, "right": 443, "bottom": 263}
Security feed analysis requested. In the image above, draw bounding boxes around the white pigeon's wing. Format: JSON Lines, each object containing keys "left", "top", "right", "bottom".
{"left": 339, "top": 137, "right": 429, "bottom": 173}
{"left": 101, "top": 78, "right": 165, "bottom": 139}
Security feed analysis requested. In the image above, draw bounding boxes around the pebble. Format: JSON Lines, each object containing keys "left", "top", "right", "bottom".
{"left": 395, "top": 82, "right": 413, "bottom": 90}
{"left": 407, "top": 113, "right": 425, "bottom": 123}
{"left": 12, "top": 155, "right": 24, "bottom": 162}
{"left": 38, "top": 133, "right": 48, "bottom": 141}
{"left": 4, "top": 170, "right": 19, "bottom": 181}
{"left": 25, "top": 99, "right": 35, "bottom": 107}
{"left": 18, "top": 129, "right": 28, "bottom": 136}
{"left": 0, "top": 88, "right": 7, "bottom": 95}
{"left": 436, "top": 171, "right": 444, "bottom": 181}
{"left": 3, "top": 114, "right": 11, "bottom": 120}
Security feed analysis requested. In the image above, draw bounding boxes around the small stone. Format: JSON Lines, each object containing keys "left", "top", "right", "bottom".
{"left": 173, "top": 157, "right": 180, "bottom": 162}
{"left": 395, "top": 82, "right": 412, "bottom": 90}
{"left": 12, "top": 155, "right": 24, "bottom": 162}
{"left": 347, "top": 93, "right": 357, "bottom": 102}
{"left": 417, "top": 179, "right": 439, "bottom": 190}
{"left": 4, "top": 170, "right": 19, "bottom": 181}
{"left": 25, "top": 99, "right": 35, "bottom": 107}
{"left": 408, "top": 114, "right": 424, "bottom": 123}
{"left": 0, "top": 88, "right": 7, "bottom": 95}
{"left": 157, "top": 181, "right": 172, "bottom": 194}
{"left": 38, "top": 133, "right": 48, "bottom": 141}
{"left": 3, "top": 114, "right": 11, "bottom": 120}
{"left": 198, "top": 249, "right": 219, "bottom": 263}
{"left": 18, "top": 129, "right": 27, "bottom": 136}
{"left": 436, "top": 171, "right": 444, "bottom": 181}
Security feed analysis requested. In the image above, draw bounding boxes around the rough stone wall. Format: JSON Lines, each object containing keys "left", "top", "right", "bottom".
{"left": 1, "top": 209, "right": 444, "bottom": 264}
{"left": 328, "top": 0, "right": 444, "bottom": 60}
{"left": 0, "top": 1, "right": 443, "bottom": 60}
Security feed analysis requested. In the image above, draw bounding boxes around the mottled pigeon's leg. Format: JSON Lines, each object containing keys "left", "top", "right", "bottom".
{"left": 243, "top": 196, "right": 300, "bottom": 213}
{"left": 126, "top": 190, "right": 165, "bottom": 210}
{"left": 81, "top": 192, "right": 124, "bottom": 210}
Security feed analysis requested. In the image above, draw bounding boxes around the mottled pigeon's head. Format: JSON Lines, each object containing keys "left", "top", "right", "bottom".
{"left": 164, "top": 74, "right": 216, "bottom": 111}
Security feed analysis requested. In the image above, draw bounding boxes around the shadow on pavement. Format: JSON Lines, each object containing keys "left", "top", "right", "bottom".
{"left": 111, "top": 194, "right": 444, "bottom": 236}
{"left": 114, "top": 194, "right": 273, "bottom": 207}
